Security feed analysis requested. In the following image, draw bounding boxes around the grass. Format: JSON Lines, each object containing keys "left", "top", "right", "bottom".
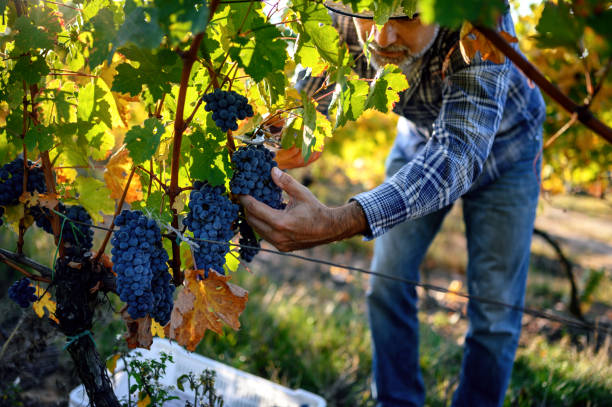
{"left": 508, "top": 336, "right": 612, "bottom": 406}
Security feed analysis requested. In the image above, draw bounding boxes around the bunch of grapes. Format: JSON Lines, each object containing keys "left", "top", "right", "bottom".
{"left": 230, "top": 144, "right": 285, "bottom": 210}
{"left": 183, "top": 181, "right": 238, "bottom": 278}
{"left": 8, "top": 278, "right": 37, "bottom": 308}
{"left": 0, "top": 157, "right": 46, "bottom": 207}
{"left": 235, "top": 210, "right": 260, "bottom": 262}
{"left": 31, "top": 203, "right": 94, "bottom": 255}
{"left": 111, "top": 210, "right": 174, "bottom": 324}
{"left": 202, "top": 89, "right": 254, "bottom": 132}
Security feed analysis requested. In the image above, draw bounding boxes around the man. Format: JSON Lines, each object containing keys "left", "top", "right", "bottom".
{"left": 239, "top": 2, "right": 545, "bottom": 406}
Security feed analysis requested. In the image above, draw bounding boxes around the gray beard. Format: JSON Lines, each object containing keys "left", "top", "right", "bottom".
{"left": 368, "top": 53, "right": 423, "bottom": 77}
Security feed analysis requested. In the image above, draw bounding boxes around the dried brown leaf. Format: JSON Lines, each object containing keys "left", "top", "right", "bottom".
{"left": 459, "top": 22, "right": 517, "bottom": 65}
{"left": 165, "top": 269, "right": 248, "bottom": 351}
{"left": 123, "top": 312, "right": 153, "bottom": 350}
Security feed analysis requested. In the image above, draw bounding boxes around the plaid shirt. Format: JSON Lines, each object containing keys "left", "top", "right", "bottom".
{"left": 299, "top": 13, "right": 546, "bottom": 239}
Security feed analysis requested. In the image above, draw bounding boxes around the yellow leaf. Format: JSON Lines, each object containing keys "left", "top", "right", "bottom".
{"left": 166, "top": 269, "right": 248, "bottom": 351}
{"left": 56, "top": 167, "right": 78, "bottom": 185}
{"left": 137, "top": 394, "right": 151, "bottom": 407}
{"left": 106, "top": 353, "right": 121, "bottom": 375}
{"left": 104, "top": 146, "right": 144, "bottom": 203}
{"left": 151, "top": 319, "right": 166, "bottom": 338}
{"left": 3, "top": 204, "right": 25, "bottom": 232}
{"left": 33, "top": 285, "right": 59, "bottom": 323}
{"left": 171, "top": 192, "right": 187, "bottom": 213}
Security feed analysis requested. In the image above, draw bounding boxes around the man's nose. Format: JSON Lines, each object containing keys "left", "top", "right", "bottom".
{"left": 373, "top": 23, "right": 397, "bottom": 48}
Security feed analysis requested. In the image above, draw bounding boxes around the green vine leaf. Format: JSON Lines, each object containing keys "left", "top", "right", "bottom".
{"left": 111, "top": 47, "right": 182, "bottom": 99}
{"left": 365, "top": 65, "right": 409, "bottom": 112}
{"left": 74, "top": 177, "right": 116, "bottom": 224}
{"left": 228, "top": 14, "right": 287, "bottom": 83}
{"left": 85, "top": 7, "right": 118, "bottom": 69}
{"left": 535, "top": 1, "right": 585, "bottom": 50}
{"left": 125, "top": 118, "right": 165, "bottom": 165}
{"left": 11, "top": 55, "right": 49, "bottom": 85}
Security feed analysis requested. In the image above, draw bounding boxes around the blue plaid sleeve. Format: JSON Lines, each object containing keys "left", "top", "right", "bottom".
{"left": 352, "top": 52, "right": 512, "bottom": 239}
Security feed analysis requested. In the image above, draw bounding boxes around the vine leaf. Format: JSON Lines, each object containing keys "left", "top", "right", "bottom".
{"left": 151, "top": 319, "right": 166, "bottom": 338}
{"left": 106, "top": 353, "right": 121, "bottom": 375}
{"left": 459, "top": 22, "right": 517, "bottom": 65}
{"left": 366, "top": 65, "right": 409, "bottom": 112}
{"left": 74, "top": 177, "right": 117, "bottom": 224}
{"left": 166, "top": 269, "right": 248, "bottom": 351}
{"left": 123, "top": 311, "right": 153, "bottom": 350}
{"left": 33, "top": 285, "right": 59, "bottom": 324}
{"left": 104, "top": 147, "right": 144, "bottom": 204}
{"left": 124, "top": 118, "right": 165, "bottom": 164}
{"left": 21, "top": 192, "right": 60, "bottom": 211}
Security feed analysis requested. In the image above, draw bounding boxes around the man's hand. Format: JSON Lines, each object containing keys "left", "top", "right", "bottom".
{"left": 237, "top": 167, "right": 368, "bottom": 252}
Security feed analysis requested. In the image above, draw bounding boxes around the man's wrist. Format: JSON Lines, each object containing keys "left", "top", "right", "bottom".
{"left": 330, "top": 200, "right": 369, "bottom": 241}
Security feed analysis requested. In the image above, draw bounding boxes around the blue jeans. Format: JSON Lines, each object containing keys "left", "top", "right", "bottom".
{"left": 368, "top": 121, "right": 541, "bottom": 406}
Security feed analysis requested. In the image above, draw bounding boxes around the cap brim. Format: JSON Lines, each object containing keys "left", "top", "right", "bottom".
{"left": 323, "top": 1, "right": 419, "bottom": 20}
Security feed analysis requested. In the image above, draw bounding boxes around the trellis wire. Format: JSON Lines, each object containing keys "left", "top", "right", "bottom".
{"left": 46, "top": 216, "right": 612, "bottom": 336}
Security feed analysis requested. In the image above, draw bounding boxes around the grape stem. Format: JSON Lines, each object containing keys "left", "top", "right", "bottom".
{"left": 93, "top": 167, "right": 136, "bottom": 263}
{"left": 0, "top": 248, "right": 53, "bottom": 278}
{"left": 136, "top": 165, "right": 168, "bottom": 193}
{"left": 475, "top": 24, "right": 612, "bottom": 144}
{"left": 0, "top": 254, "right": 52, "bottom": 283}
{"left": 169, "top": 0, "right": 221, "bottom": 286}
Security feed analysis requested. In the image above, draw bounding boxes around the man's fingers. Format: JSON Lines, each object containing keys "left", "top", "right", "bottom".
{"left": 238, "top": 194, "right": 282, "bottom": 226}
{"left": 271, "top": 167, "right": 309, "bottom": 198}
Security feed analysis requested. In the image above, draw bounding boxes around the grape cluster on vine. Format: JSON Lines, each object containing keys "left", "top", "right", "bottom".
{"left": 0, "top": 157, "right": 46, "bottom": 206}
{"left": 235, "top": 210, "right": 260, "bottom": 262}
{"left": 202, "top": 89, "right": 254, "bottom": 132}
{"left": 111, "top": 210, "right": 174, "bottom": 325}
{"left": 230, "top": 144, "right": 285, "bottom": 210}
{"left": 31, "top": 203, "right": 95, "bottom": 256}
{"left": 8, "top": 278, "right": 37, "bottom": 308}
{"left": 183, "top": 181, "right": 238, "bottom": 278}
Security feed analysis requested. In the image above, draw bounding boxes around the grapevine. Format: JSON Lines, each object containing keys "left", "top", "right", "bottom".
{"left": 0, "top": 0, "right": 608, "bottom": 405}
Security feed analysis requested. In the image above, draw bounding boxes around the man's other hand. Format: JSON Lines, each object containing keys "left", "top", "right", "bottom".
{"left": 237, "top": 167, "right": 368, "bottom": 252}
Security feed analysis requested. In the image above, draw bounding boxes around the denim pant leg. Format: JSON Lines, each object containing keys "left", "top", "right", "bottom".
{"left": 451, "top": 152, "right": 540, "bottom": 407}
{"left": 368, "top": 204, "right": 453, "bottom": 407}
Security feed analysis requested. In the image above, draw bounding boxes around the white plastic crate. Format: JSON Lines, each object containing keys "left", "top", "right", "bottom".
{"left": 69, "top": 338, "right": 326, "bottom": 407}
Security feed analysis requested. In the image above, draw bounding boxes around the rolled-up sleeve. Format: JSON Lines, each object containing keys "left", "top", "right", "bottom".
{"left": 352, "top": 53, "right": 512, "bottom": 239}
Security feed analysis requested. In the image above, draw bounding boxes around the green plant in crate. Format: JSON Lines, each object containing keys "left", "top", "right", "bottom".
{"left": 121, "top": 351, "right": 178, "bottom": 407}
{"left": 178, "top": 370, "right": 224, "bottom": 407}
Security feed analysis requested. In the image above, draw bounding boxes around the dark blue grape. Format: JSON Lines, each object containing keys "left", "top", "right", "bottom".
{"left": 8, "top": 278, "right": 37, "bottom": 308}
{"left": 183, "top": 182, "right": 238, "bottom": 278}
{"left": 201, "top": 89, "right": 254, "bottom": 133}
{"left": 111, "top": 210, "right": 174, "bottom": 324}
{"left": 0, "top": 157, "right": 46, "bottom": 207}
{"left": 230, "top": 145, "right": 285, "bottom": 210}
{"left": 236, "top": 210, "right": 260, "bottom": 262}
{"left": 31, "top": 203, "right": 94, "bottom": 256}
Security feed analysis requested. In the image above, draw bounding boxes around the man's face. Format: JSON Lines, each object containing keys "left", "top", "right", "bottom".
{"left": 353, "top": 17, "right": 437, "bottom": 68}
